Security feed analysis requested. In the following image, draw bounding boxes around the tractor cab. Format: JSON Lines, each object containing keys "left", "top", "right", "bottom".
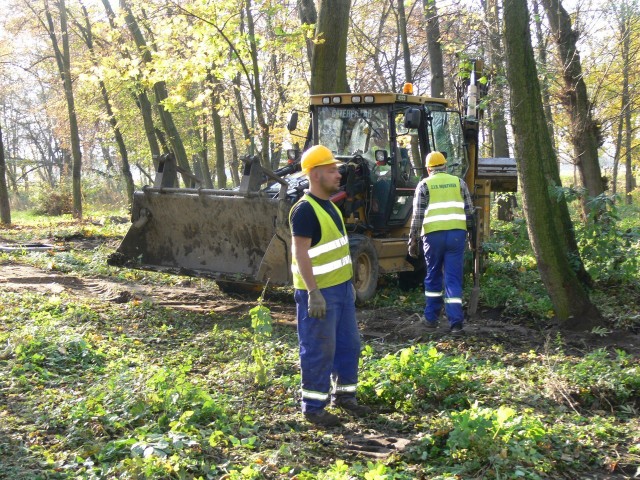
{"left": 304, "top": 91, "right": 471, "bottom": 236}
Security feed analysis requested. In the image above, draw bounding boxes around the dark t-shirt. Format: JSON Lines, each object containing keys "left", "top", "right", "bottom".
{"left": 290, "top": 193, "right": 345, "bottom": 247}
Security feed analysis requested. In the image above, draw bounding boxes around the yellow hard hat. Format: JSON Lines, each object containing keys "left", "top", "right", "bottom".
{"left": 426, "top": 151, "right": 447, "bottom": 168}
{"left": 301, "top": 145, "right": 342, "bottom": 174}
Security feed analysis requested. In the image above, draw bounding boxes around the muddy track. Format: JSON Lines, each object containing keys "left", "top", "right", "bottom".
{"left": 3, "top": 261, "right": 639, "bottom": 357}
{"left": 0, "top": 262, "right": 297, "bottom": 318}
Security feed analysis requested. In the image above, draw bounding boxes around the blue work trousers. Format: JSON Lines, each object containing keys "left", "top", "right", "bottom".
{"left": 294, "top": 281, "right": 360, "bottom": 414}
{"left": 422, "top": 229, "right": 467, "bottom": 326}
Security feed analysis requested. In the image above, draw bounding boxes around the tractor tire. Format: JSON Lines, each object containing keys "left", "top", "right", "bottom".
{"left": 349, "top": 235, "right": 379, "bottom": 304}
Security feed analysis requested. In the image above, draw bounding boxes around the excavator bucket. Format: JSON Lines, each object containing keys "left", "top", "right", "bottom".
{"left": 109, "top": 156, "right": 293, "bottom": 287}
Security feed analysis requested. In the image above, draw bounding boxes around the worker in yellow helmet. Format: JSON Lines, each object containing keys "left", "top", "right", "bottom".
{"left": 408, "top": 151, "right": 475, "bottom": 336}
{"left": 289, "top": 145, "right": 372, "bottom": 427}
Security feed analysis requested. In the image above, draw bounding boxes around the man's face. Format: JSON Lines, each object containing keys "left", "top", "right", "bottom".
{"left": 313, "top": 163, "right": 342, "bottom": 195}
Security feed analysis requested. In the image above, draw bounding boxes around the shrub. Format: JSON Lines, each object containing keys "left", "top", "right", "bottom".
{"left": 34, "top": 183, "right": 74, "bottom": 216}
{"left": 554, "top": 348, "right": 640, "bottom": 409}
{"left": 408, "top": 403, "right": 551, "bottom": 479}
{"left": 359, "top": 344, "right": 472, "bottom": 412}
{"left": 576, "top": 194, "right": 640, "bottom": 283}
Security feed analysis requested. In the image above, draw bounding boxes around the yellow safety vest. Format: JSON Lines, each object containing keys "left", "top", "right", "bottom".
{"left": 421, "top": 173, "right": 467, "bottom": 235}
{"left": 290, "top": 195, "right": 353, "bottom": 289}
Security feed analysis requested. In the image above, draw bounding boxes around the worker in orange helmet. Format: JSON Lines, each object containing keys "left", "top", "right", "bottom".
{"left": 289, "top": 145, "right": 372, "bottom": 427}
{"left": 408, "top": 151, "right": 476, "bottom": 335}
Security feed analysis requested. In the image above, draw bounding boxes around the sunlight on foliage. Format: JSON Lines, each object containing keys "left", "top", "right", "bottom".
{"left": 249, "top": 295, "right": 273, "bottom": 386}
{"left": 359, "top": 344, "right": 472, "bottom": 412}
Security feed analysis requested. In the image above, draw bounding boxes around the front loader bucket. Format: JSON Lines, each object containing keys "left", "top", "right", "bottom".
{"left": 109, "top": 188, "right": 293, "bottom": 286}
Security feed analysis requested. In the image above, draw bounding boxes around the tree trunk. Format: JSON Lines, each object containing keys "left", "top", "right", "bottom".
{"left": 0, "top": 123, "right": 11, "bottom": 225}
{"left": 297, "top": 0, "right": 317, "bottom": 66}
{"left": 101, "top": 0, "right": 161, "bottom": 166}
{"left": 44, "top": 0, "right": 83, "bottom": 218}
{"left": 120, "top": 0, "right": 191, "bottom": 178}
{"left": 396, "top": 0, "right": 412, "bottom": 84}
{"left": 624, "top": 83, "right": 634, "bottom": 204}
{"left": 228, "top": 124, "right": 241, "bottom": 186}
{"left": 245, "top": 0, "right": 270, "bottom": 166}
{"left": 532, "top": 0, "right": 556, "bottom": 152}
{"left": 267, "top": 11, "right": 287, "bottom": 170}
{"left": 310, "top": 0, "right": 351, "bottom": 94}
{"left": 232, "top": 71, "right": 251, "bottom": 145}
{"left": 423, "top": 0, "right": 445, "bottom": 98}
{"left": 1, "top": 125, "right": 17, "bottom": 194}
{"left": 109, "top": 101, "right": 135, "bottom": 204}
{"left": 205, "top": 70, "right": 226, "bottom": 189}
{"left": 132, "top": 92, "right": 164, "bottom": 168}
{"left": 541, "top": 0, "right": 605, "bottom": 215}
{"left": 503, "top": 0, "right": 602, "bottom": 330}
{"left": 370, "top": 5, "right": 392, "bottom": 92}
{"left": 484, "top": 0, "right": 510, "bottom": 158}
{"left": 620, "top": 8, "right": 634, "bottom": 203}
{"left": 484, "top": 0, "right": 515, "bottom": 221}
{"left": 211, "top": 95, "right": 227, "bottom": 189}
{"left": 78, "top": 4, "right": 134, "bottom": 206}
{"left": 612, "top": 110, "right": 622, "bottom": 197}
{"left": 196, "top": 122, "right": 214, "bottom": 189}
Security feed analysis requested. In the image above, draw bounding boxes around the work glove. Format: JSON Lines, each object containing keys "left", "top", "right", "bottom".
{"left": 308, "top": 289, "right": 327, "bottom": 319}
{"left": 408, "top": 237, "right": 419, "bottom": 258}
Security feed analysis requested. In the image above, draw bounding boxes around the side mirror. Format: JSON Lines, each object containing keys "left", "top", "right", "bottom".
{"left": 404, "top": 108, "right": 421, "bottom": 129}
{"left": 375, "top": 149, "right": 389, "bottom": 165}
{"left": 286, "top": 148, "right": 299, "bottom": 163}
{"left": 287, "top": 112, "right": 298, "bottom": 132}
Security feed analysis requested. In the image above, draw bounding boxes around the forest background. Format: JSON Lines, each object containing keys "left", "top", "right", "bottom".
{"left": 0, "top": 0, "right": 636, "bottom": 213}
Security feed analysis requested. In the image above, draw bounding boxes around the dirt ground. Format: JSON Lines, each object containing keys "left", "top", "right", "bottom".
{"left": 2, "top": 259, "right": 639, "bottom": 359}
{"left": 1, "top": 239, "right": 639, "bottom": 478}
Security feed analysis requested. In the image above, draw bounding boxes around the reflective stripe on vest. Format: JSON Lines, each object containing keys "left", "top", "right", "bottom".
{"left": 421, "top": 173, "right": 467, "bottom": 235}
{"left": 290, "top": 195, "right": 353, "bottom": 289}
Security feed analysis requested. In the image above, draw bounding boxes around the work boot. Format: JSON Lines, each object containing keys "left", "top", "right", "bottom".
{"left": 423, "top": 319, "right": 439, "bottom": 329}
{"left": 304, "top": 410, "right": 342, "bottom": 427}
{"left": 449, "top": 324, "right": 465, "bottom": 336}
{"left": 333, "top": 397, "right": 372, "bottom": 418}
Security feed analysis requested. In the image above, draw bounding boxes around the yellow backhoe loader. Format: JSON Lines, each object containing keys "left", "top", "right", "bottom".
{"left": 109, "top": 64, "right": 517, "bottom": 309}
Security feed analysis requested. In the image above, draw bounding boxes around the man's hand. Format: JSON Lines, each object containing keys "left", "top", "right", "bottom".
{"left": 408, "top": 237, "right": 419, "bottom": 258}
{"left": 350, "top": 283, "right": 357, "bottom": 302}
{"left": 308, "top": 289, "right": 327, "bottom": 319}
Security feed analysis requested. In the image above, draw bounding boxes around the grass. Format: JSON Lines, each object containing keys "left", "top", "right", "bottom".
{"left": 1, "top": 205, "right": 639, "bottom": 479}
